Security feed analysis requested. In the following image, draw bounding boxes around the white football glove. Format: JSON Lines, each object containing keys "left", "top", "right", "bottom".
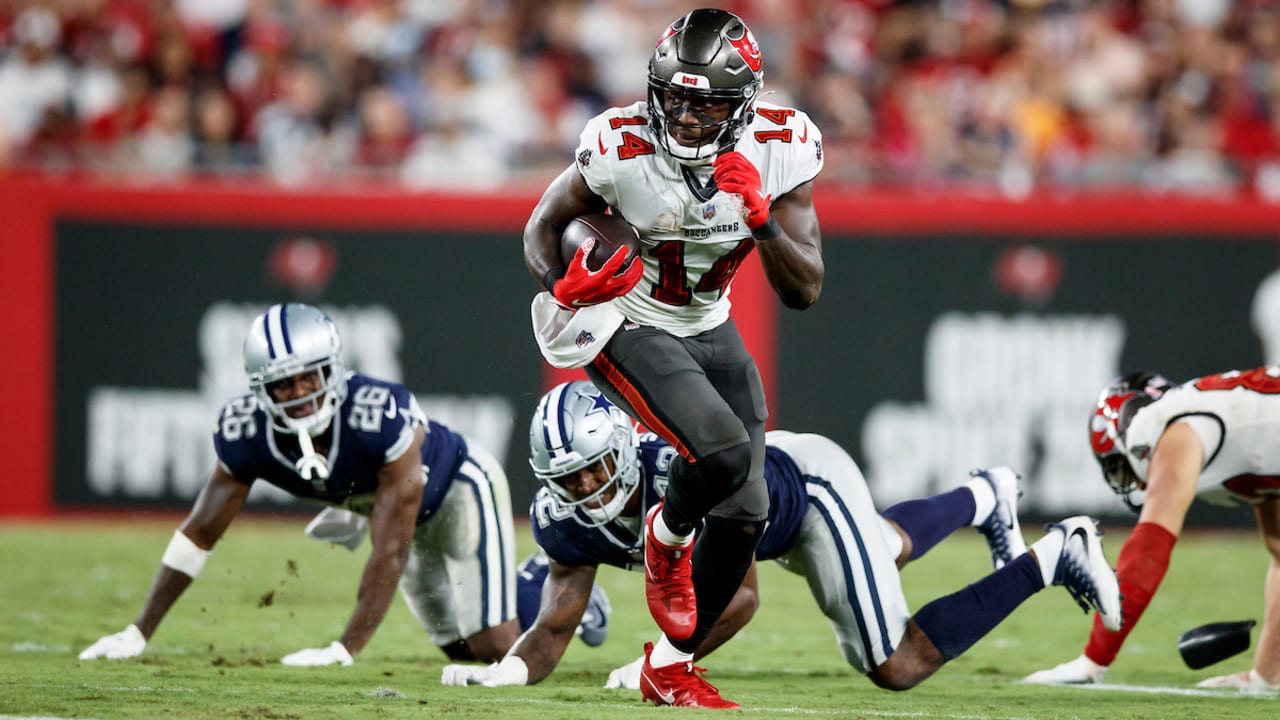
{"left": 1195, "top": 669, "right": 1279, "bottom": 691}
{"left": 441, "top": 656, "right": 528, "bottom": 687}
{"left": 79, "top": 624, "right": 147, "bottom": 660}
{"left": 604, "top": 655, "right": 645, "bottom": 690}
{"left": 1021, "top": 654, "right": 1107, "bottom": 685}
{"left": 281, "top": 640, "right": 353, "bottom": 667}
{"left": 304, "top": 507, "right": 368, "bottom": 552}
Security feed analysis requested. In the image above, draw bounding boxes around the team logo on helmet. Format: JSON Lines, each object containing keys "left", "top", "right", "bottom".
{"left": 727, "top": 27, "right": 762, "bottom": 73}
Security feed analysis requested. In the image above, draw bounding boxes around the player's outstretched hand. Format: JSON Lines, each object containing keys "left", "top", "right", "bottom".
{"left": 1021, "top": 654, "right": 1107, "bottom": 685}
{"left": 79, "top": 624, "right": 146, "bottom": 660}
{"left": 713, "top": 151, "right": 772, "bottom": 229}
{"left": 552, "top": 238, "right": 643, "bottom": 309}
{"left": 1196, "top": 669, "right": 1278, "bottom": 691}
{"left": 441, "top": 657, "right": 529, "bottom": 687}
{"left": 281, "top": 640, "right": 353, "bottom": 667}
{"left": 604, "top": 654, "right": 645, "bottom": 690}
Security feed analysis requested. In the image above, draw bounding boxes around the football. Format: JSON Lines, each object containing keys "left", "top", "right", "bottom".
{"left": 561, "top": 213, "right": 641, "bottom": 273}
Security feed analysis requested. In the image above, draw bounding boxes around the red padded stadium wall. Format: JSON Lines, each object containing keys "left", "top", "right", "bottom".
{"left": 5, "top": 176, "right": 1280, "bottom": 517}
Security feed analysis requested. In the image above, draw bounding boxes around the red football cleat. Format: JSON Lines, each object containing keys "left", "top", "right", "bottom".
{"left": 639, "top": 642, "right": 740, "bottom": 709}
{"left": 643, "top": 501, "right": 696, "bottom": 640}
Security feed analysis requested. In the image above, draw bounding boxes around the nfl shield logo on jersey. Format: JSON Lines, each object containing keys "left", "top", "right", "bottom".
{"left": 575, "top": 330, "right": 596, "bottom": 348}
{"left": 702, "top": 203, "right": 717, "bottom": 220}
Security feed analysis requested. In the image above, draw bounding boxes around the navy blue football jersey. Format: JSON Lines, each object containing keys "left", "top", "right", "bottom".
{"left": 213, "top": 372, "right": 466, "bottom": 524}
{"left": 530, "top": 432, "right": 808, "bottom": 570}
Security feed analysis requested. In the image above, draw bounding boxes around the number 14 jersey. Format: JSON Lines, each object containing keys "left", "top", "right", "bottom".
{"left": 574, "top": 100, "right": 823, "bottom": 337}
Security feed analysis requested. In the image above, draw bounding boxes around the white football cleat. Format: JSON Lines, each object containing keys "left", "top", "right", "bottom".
{"left": 970, "top": 467, "right": 1028, "bottom": 569}
{"left": 1047, "top": 516, "right": 1122, "bottom": 632}
{"left": 1021, "top": 654, "right": 1108, "bottom": 685}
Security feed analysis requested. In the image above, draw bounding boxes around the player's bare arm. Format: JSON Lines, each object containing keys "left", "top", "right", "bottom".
{"left": 1136, "top": 421, "right": 1204, "bottom": 536}
{"left": 1251, "top": 499, "right": 1280, "bottom": 683}
{"left": 754, "top": 180, "right": 823, "bottom": 310}
{"left": 523, "top": 165, "right": 608, "bottom": 289}
{"left": 339, "top": 425, "right": 425, "bottom": 656}
{"left": 135, "top": 462, "right": 251, "bottom": 638}
{"left": 512, "top": 559, "right": 598, "bottom": 684}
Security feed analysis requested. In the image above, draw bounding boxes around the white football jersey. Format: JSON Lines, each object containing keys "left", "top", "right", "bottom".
{"left": 574, "top": 100, "right": 823, "bottom": 336}
{"left": 1124, "top": 366, "right": 1280, "bottom": 506}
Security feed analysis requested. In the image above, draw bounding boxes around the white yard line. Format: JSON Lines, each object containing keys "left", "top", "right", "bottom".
{"left": 1072, "top": 682, "right": 1277, "bottom": 699}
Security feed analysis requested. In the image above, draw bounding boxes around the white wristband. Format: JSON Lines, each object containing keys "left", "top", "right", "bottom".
{"left": 491, "top": 655, "right": 530, "bottom": 686}
{"left": 161, "top": 529, "right": 210, "bottom": 578}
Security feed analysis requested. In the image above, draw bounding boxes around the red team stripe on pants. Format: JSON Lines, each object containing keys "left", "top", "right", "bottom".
{"left": 591, "top": 353, "right": 697, "bottom": 463}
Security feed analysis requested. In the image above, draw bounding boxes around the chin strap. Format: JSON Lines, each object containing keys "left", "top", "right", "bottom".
{"left": 295, "top": 429, "right": 330, "bottom": 488}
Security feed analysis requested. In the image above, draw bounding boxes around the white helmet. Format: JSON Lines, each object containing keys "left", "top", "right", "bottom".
{"left": 243, "top": 303, "right": 347, "bottom": 438}
{"left": 529, "top": 381, "right": 640, "bottom": 527}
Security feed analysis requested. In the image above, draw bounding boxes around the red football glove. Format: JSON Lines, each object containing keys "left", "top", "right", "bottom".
{"left": 552, "top": 237, "right": 643, "bottom": 308}
{"left": 713, "top": 151, "right": 772, "bottom": 229}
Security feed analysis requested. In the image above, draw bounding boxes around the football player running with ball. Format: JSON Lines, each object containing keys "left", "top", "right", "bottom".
{"left": 80, "top": 303, "right": 520, "bottom": 667}
{"left": 523, "top": 9, "right": 824, "bottom": 707}
{"left": 442, "top": 382, "right": 1123, "bottom": 707}
{"left": 1025, "top": 367, "right": 1280, "bottom": 691}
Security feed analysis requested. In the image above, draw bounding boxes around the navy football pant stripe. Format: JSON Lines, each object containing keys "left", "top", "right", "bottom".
{"left": 457, "top": 454, "right": 512, "bottom": 625}
{"left": 806, "top": 475, "right": 895, "bottom": 662}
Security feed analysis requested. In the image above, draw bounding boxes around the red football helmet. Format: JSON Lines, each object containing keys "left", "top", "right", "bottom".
{"left": 1088, "top": 371, "right": 1174, "bottom": 511}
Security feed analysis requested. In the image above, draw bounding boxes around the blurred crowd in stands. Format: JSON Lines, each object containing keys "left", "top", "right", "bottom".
{"left": 2, "top": 0, "right": 1279, "bottom": 197}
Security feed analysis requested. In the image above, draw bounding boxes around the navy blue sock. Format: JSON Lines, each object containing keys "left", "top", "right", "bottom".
{"left": 911, "top": 553, "right": 1045, "bottom": 661}
{"left": 515, "top": 556, "right": 549, "bottom": 631}
{"left": 880, "top": 487, "right": 976, "bottom": 560}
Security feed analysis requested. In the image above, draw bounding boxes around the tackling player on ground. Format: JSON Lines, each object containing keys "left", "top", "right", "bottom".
{"left": 441, "top": 381, "right": 1122, "bottom": 704}
{"left": 523, "top": 9, "right": 824, "bottom": 707}
{"left": 80, "top": 303, "right": 520, "bottom": 667}
{"left": 1024, "top": 367, "right": 1280, "bottom": 691}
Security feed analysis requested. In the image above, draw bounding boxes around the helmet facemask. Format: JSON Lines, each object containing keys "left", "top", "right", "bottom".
{"left": 529, "top": 381, "right": 641, "bottom": 527}
{"left": 252, "top": 359, "right": 346, "bottom": 437}
{"left": 646, "top": 9, "right": 763, "bottom": 165}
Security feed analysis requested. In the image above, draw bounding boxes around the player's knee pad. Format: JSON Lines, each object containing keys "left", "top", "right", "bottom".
{"left": 700, "top": 442, "right": 753, "bottom": 495}
{"left": 666, "top": 442, "right": 753, "bottom": 523}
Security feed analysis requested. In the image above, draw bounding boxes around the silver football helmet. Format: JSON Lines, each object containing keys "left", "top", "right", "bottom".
{"left": 647, "top": 8, "right": 764, "bottom": 164}
{"left": 529, "top": 381, "right": 640, "bottom": 527}
{"left": 243, "top": 303, "right": 348, "bottom": 438}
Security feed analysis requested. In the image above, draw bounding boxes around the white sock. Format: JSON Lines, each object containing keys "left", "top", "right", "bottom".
{"left": 652, "top": 508, "right": 694, "bottom": 547}
{"left": 1030, "top": 531, "right": 1065, "bottom": 587}
{"left": 649, "top": 634, "right": 694, "bottom": 669}
{"left": 965, "top": 476, "right": 997, "bottom": 526}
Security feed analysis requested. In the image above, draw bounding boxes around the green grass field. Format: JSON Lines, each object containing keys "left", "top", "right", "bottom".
{"left": 0, "top": 516, "right": 1274, "bottom": 719}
